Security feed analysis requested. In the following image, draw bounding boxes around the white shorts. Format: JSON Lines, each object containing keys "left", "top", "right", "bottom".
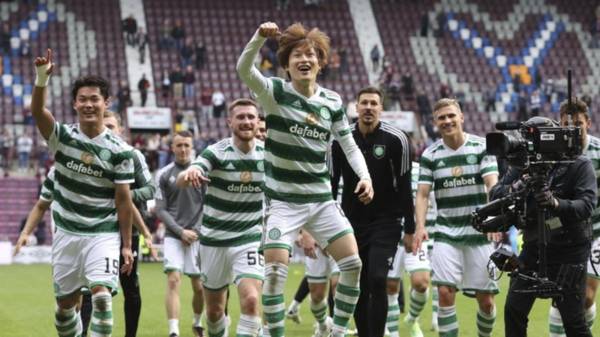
{"left": 163, "top": 237, "right": 201, "bottom": 277}
{"left": 199, "top": 242, "right": 264, "bottom": 290}
{"left": 52, "top": 229, "right": 120, "bottom": 298}
{"left": 262, "top": 200, "right": 353, "bottom": 252}
{"left": 431, "top": 241, "right": 499, "bottom": 293}
{"left": 388, "top": 241, "right": 431, "bottom": 279}
{"left": 587, "top": 237, "right": 600, "bottom": 279}
{"left": 305, "top": 248, "right": 339, "bottom": 283}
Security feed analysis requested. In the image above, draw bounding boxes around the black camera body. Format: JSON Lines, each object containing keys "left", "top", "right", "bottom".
{"left": 486, "top": 121, "right": 582, "bottom": 167}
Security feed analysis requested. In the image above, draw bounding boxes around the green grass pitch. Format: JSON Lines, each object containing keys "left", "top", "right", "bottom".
{"left": 1, "top": 263, "right": 598, "bottom": 336}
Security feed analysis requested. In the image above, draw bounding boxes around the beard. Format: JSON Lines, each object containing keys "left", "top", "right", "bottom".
{"left": 233, "top": 128, "right": 256, "bottom": 141}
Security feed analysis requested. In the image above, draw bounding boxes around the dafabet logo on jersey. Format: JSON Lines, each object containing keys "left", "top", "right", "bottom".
{"left": 289, "top": 123, "right": 329, "bottom": 141}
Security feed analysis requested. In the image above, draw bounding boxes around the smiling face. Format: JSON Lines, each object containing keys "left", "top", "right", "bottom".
{"left": 433, "top": 104, "right": 464, "bottom": 138}
{"left": 256, "top": 119, "right": 266, "bottom": 141}
{"left": 103, "top": 115, "right": 122, "bottom": 137}
{"left": 286, "top": 43, "right": 321, "bottom": 85}
{"left": 229, "top": 104, "right": 258, "bottom": 142}
{"left": 73, "top": 86, "right": 109, "bottom": 128}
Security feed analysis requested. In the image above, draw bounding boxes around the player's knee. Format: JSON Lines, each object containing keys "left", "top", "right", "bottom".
{"left": 337, "top": 254, "right": 362, "bottom": 285}
{"left": 437, "top": 286, "right": 455, "bottom": 304}
{"left": 309, "top": 285, "right": 326, "bottom": 303}
{"left": 206, "top": 304, "right": 225, "bottom": 322}
{"left": 263, "top": 262, "right": 289, "bottom": 295}
{"left": 167, "top": 273, "right": 181, "bottom": 290}
{"left": 411, "top": 273, "right": 430, "bottom": 293}
{"left": 386, "top": 279, "right": 400, "bottom": 294}
{"left": 241, "top": 292, "right": 260, "bottom": 315}
{"left": 477, "top": 294, "right": 495, "bottom": 314}
{"left": 92, "top": 291, "right": 112, "bottom": 312}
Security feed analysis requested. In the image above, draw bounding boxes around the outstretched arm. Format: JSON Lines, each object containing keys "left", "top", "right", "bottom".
{"left": 236, "top": 22, "right": 278, "bottom": 97}
{"left": 31, "top": 49, "right": 56, "bottom": 140}
{"left": 13, "top": 199, "right": 51, "bottom": 256}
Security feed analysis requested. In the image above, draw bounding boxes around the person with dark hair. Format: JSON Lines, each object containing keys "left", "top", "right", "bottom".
{"left": 138, "top": 74, "right": 150, "bottom": 107}
{"left": 547, "top": 99, "right": 599, "bottom": 336}
{"left": 31, "top": 49, "right": 136, "bottom": 337}
{"left": 177, "top": 98, "right": 264, "bottom": 337}
{"left": 155, "top": 130, "right": 205, "bottom": 337}
{"left": 491, "top": 115, "right": 595, "bottom": 337}
{"left": 331, "top": 86, "right": 416, "bottom": 337}
{"left": 256, "top": 114, "right": 267, "bottom": 141}
{"left": 238, "top": 22, "right": 373, "bottom": 337}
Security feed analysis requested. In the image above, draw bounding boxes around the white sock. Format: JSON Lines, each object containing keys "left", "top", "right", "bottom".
{"left": 586, "top": 303, "right": 596, "bottom": 328}
{"left": 193, "top": 313, "right": 203, "bottom": 327}
{"left": 549, "top": 306, "right": 565, "bottom": 337}
{"left": 237, "top": 314, "right": 261, "bottom": 337}
{"left": 168, "top": 318, "right": 179, "bottom": 335}
{"left": 289, "top": 299, "right": 300, "bottom": 312}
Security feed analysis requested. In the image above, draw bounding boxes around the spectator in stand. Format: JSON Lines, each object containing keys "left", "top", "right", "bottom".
{"left": 420, "top": 13, "right": 429, "bottom": 37}
{"left": 1, "top": 127, "right": 13, "bottom": 173}
{"left": 138, "top": 74, "right": 150, "bottom": 107}
{"left": 136, "top": 27, "right": 148, "bottom": 64}
{"left": 170, "top": 67, "right": 184, "bottom": 99}
{"left": 211, "top": 89, "right": 226, "bottom": 119}
{"left": 117, "top": 80, "right": 132, "bottom": 114}
{"left": 370, "top": 44, "right": 380, "bottom": 72}
{"left": 529, "top": 89, "right": 541, "bottom": 117}
{"left": 146, "top": 133, "right": 160, "bottom": 172}
{"left": 161, "top": 70, "right": 171, "bottom": 99}
{"left": 171, "top": 19, "right": 186, "bottom": 50}
{"left": 193, "top": 132, "right": 209, "bottom": 155}
{"left": 513, "top": 74, "right": 522, "bottom": 94}
{"left": 517, "top": 90, "right": 528, "bottom": 121}
{"left": 158, "top": 134, "right": 171, "bottom": 169}
{"left": 183, "top": 66, "right": 196, "bottom": 99}
{"left": 339, "top": 47, "right": 348, "bottom": 74}
{"left": 122, "top": 15, "right": 138, "bottom": 46}
{"left": 329, "top": 48, "right": 341, "bottom": 80}
{"left": 36, "top": 138, "right": 49, "bottom": 173}
{"left": 485, "top": 88, "right": 496, "bottom": 113}
{"left": 17, "top": 131, "right": 33, "bottom": 171}
{"left": 180, "top": 38, "right": 194, "bottom": 68}
{"left": 158, "top": 19, "right": 173, "bottom": 50}
{"left": 439, "top": 83, "right": 451, "bottom": 99}
{"left": 200, "top": 87, "right": 213, "bottom": 122}
{"left": 195, "top": 41, "right": 206, "bottom": 70}
{"left": 0, "top": 23, "right": 10, "bottom": 54}
{"left": 133, "top": 134, "right": 146, "bottom": 151}
{"left": 401, "top": 73, "right": 415, "bottom": 96}
{"left": 435, "top": 12, "right": 446, "bottom": 37}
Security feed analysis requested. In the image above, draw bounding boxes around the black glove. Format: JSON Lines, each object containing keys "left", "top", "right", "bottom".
{"left": 534, "top": 186, "right": 559, "bottom": 209}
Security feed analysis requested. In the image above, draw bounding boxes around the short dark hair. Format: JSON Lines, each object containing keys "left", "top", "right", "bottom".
{"left": 559, "top": 98, "right": 589, "bottom": 119}
{"left": 228, "top": 98, "right": 258, "bottom": 116}
{"left": 356, "top": 86, "right": 383, "bottom": 102}
{"left": 72, "top": 75, "right": 111, "bottom": 101}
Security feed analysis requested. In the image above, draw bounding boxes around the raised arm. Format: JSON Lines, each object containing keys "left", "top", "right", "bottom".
{"left": 31, "top": 49, "right": 56, "bottom": 140}
{"left": 236, "top": 22, "right": 277, "bottom": 97}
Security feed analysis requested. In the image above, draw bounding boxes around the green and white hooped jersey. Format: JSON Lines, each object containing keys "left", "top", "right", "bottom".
{"left": 253, "top": 77, "right": 353, "bottom": 203}
{"left": 418, "top": 133, "right": 498, "bottom": 246}
{"left": 192, "top": 138, "right": 264, "bottom": 247}
{"left": 411, "top": 162, "right": 437, "bottom": 240}
{"left": 48, "top": 122, "right": 135, "bottom": 235}
{"left": 584, "top": 134, "right": 600, "bottom": 238}
{"left": 40, "top": 166, "right": 55, "bottom": 202}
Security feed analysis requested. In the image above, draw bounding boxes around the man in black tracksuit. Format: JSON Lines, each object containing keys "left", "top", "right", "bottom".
{"left": 331, "top": 87, "right": 414, "bottom": 337}
{"left": 489, "top": 116, "right": 596, "bottom": 337}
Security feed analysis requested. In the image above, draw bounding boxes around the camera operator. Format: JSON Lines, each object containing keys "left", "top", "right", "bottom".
{"left": 489, "top": 115, "right": 597, "bottom": 337}
{"left": 549, "top": 99, "right": 600, "bottom": 336}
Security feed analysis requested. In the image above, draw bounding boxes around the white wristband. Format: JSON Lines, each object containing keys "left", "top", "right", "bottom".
{"left": 34, "top": 64, "right": 51, "bottom": 87}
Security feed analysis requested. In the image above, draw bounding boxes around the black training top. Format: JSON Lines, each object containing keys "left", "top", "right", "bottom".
{"left": 331, "top": 121, "right": 415, "bottom": 235}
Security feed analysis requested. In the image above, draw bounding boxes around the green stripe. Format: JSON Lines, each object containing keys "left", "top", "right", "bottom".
{"left": 43, "top": 178, "right": 54, "bottom": 191}
{"left": 437, "top": 193, "right": 487, "bottom": 209}
{"left": 265, "top": 161, "right": 329, "bottom": 184}
{"left": 202, "top": 214, "right": 262, "bottom": 232}
{"left": 201, "top": 149, "right": 219, "bottom": 169}
{"left": 272, "top": 79, "right": 342, "bottom": 121}
{"left": 481, "top": 166, "right": 498, "bottom": 175}
{"left": 266, "top": 137, "right": 325, "bottom": 164}
{"left": 92, "top": 310, "right": 113, "bottom": 320}
{"left": 204, "top": 194, "right": 263, "bottom": 213}
{"left": 336, "top": 284, "right": 360, "bottom": 297}
{"left": 266, "top": 114, "right": 330, "bottom": 140}
{"left": 436, "top": 215, "right": 473, "bottom": 228}
{"left": 57, "top": 124, "right": 129, "bottom": 164}
{"left": 334, "top": 298, "right": 355, "bottom": 313}
{"left": 208, "top": 176, "right": 263, "bottom": 192}
{"left": 90, "top": 323, "right": 112, "bottom": 335}
{"left": 53, "top": 211, "right": 119, "bottom": 233}
{"left": 53, "top": 190, "right": 115, "bottom": 219}
{"left": 262, "top": 294, "right": 284, "bottom": 305}
{"left": 420, "top": 156, "right": 433, "bottom": 170}
{"left": 432, "top": 232, "right": 489, "bottom": 246}
{"left": 199, "top": 233, "right": 261, "bottom": 247}
{"left": 327, "top": 228, "right": 354, "bottom": 244}
{"left": 438, "top": 314, "right": 457, "bottom": 325}
{"left": 55, "top": 169, "right": 114, "bottom": 199}
{"left": 264, "top": 185, "right": 333, "bottom": 203}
